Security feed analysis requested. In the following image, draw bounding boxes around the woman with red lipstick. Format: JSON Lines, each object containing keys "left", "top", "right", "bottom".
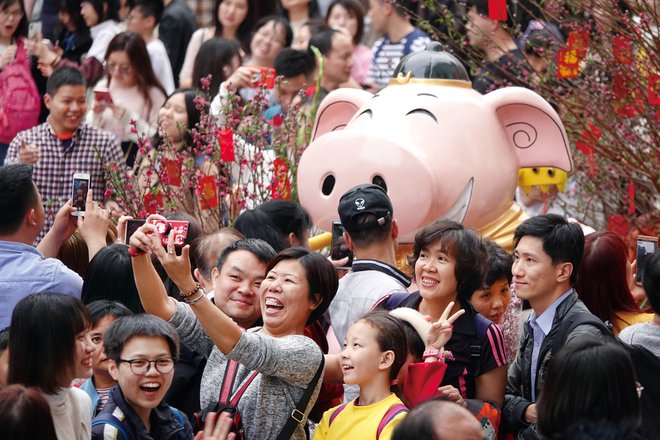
{"left": 179, "top": 0, "right": 255, "bottom": 87}
{"left": 8, "top": 292, "right": 95, "bottom": 440}
{"left": 130, "top": 236, "right": 338, "bottom": 439}
{"left": 378, "top": 220, "right": 508, "bottom": 436}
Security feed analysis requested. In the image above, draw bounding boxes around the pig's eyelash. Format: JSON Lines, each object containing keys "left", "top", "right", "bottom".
{"left": 406, "top": 108, "right": 438, "bottom": 123}
{"left": 357, "top": 109, "right": 373, "bottom": 119}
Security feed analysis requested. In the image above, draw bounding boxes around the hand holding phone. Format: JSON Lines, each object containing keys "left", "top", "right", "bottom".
{"left": 71, "top": 173, "right": 91, "bottom": 216}
{"left": 635, "top": 235, "right": 658, "bottom": 285}
{"left": 94, "top": 89, "right": 113, "bottom": 106}
{"left": 252, "top": 67, "right": 276, "bottom": 89}
{"left": 148, "top": 219, "right": 190, "bottom": 247}
{"left": 331, "top": 221, "right": 353, "bottom": 269}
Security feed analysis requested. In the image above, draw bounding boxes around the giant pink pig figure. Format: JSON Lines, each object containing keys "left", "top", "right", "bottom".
{"left": 297, "top": 46, "right": 573, "bottom": 248}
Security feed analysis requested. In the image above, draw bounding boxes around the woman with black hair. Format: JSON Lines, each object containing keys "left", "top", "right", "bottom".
{"left": 190, "top": 38, "right": 242, "bottom": 97}
{"left": 277, "top": 0, "right": 320, "bottom": 38}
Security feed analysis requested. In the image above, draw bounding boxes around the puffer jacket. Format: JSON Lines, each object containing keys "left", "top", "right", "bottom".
{"left": 503, "top": 290, "right": 613, "bottom": 438}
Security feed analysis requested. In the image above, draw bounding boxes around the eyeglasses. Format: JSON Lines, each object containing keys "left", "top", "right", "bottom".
{"left": 118, "top": 357, "right": 176, "bottom": 375}
{"left": 105, "top": 62, "right": 133, "bottom": 75}
{"left": 0, "top": 9, "right": 24, "bottom": 19}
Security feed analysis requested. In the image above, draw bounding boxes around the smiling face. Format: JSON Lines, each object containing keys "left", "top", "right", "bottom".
{"left": 250, "top": 21, "right": 287, "bottom": 66}
{"left": 340, "top": 320, "right": 387, "bottom": 386}
{"left": 415, "top": 240, "right": 459, "bottom": 303}
{"left": 72, "top": 329, "right": 94, "bottom": 381}
{"left": 212, "top": 250, "right": 266, "bottom": 329}
{"left": 470, "top": 278, "right": 511, "bottom": 324}
{"left": 108, "top": 335, "right": 174, "bottom": 421}
{"left": 260, "top": 259, "right": 319, "bottom": 336}
{"left": 44, "top": 84, "right": 87, "bottom": 135}
{"left": 158, "top": 93, "right": 189, "bottom": 142}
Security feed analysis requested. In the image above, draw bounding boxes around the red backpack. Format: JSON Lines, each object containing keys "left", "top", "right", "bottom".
{"left": 0, "top": 37, "right": 40, "bottom": 143}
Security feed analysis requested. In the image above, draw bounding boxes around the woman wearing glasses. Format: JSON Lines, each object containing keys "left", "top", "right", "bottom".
{"left": 7, "top": 292, "right": 95, "bottom": 440}
{"left": 87, "top": 31, "right": 166, "bottom": 166}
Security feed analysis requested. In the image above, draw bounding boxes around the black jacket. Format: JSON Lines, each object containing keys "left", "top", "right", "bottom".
{"left": 159, "top": 0, "right": 197, "bottom": 85}
{"left": 503, "top": 290, "right": 611, "bottom": 438}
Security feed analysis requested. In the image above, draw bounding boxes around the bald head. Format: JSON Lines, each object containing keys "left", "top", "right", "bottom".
{"left": 392, "top": 399, "right": 483, "bottom": 440}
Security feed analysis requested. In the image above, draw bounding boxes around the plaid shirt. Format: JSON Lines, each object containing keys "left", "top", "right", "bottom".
{"left": 187, "top": 0, "right": 214, "bottom": 27}
{"left": 5, "top": 121, "right": 123, "bottom": 242}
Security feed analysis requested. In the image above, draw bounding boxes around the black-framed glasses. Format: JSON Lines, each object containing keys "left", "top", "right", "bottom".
{"left": 118, "top": 357, "right": 176, "bottom": 375}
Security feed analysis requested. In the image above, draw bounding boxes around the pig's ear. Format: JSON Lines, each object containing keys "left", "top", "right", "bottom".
{"left": 485, "top": 87, "right": 573, "bottom": 173}
{"left": 311, "top": 88, "right": 373, "bottom": 141}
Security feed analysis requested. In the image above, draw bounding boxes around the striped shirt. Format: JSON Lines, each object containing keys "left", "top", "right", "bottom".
{"left": 5, "top": 121, "right": 123, "bottom": 242}
{"left": 368, "top": 28, "right": 431, "bottom": 87}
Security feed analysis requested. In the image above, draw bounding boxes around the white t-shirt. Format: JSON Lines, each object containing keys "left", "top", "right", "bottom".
{"left": 147, "top": 38, "right": 175, "bottom": 94}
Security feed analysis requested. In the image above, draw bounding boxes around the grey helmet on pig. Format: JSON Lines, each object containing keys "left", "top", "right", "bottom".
{"left": 391, "top": 42, "right": 471, "bottom": 83}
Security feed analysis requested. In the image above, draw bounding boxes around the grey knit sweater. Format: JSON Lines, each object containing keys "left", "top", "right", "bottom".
{"left": 169, "top": 301, "right": 323, "bottom": 440}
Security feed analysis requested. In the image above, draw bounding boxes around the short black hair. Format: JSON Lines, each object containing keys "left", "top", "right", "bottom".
{"left": 483, "top": 240, "right": 513, "bottom": 286}
{"left": 274, "top": 49, "right": 316, "bottom": 79}
{"left": 643, "top": 249, "right": 660, "bottom": 313}
{"left": 346, "top": 213, "right": 393, "bottom": 248}
{"left": 215, "top": 238, "right": 276, "bottom": 271}
{"left": 0, "top": 165, "right": 38, "bottom": 236}
{"left": 82, "top": 244, "right": 144, "bottom": 313}
{"left": 308, "top": 28, "right": 340, "bottom": 56}
{"left": 85, "top": 0, "right": 120, "bottom": 22}
{"left": 513, "top": 214, "right": 584, "bottom": 285}
{"left": 266, "top": 247, "right": 338, "bottom": 325}
{"left": 46, "top": 66, "right": 86, "bottom": 96}
{"left": 409, "top": 220, "right": 488, "bottom": 302}
{"left": 191, "top": 228, "right": 244, "bottom": 281}
{"left": 104, "top": 314, "right": 180, "bottom": 362}
{"left": 87, "top": 300, "right": 133, "bottom": 327}
{"left": 130, "top": 0, "right": 163, "bottom": 24}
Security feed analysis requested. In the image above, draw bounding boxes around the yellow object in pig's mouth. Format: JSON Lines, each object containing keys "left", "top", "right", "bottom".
{"left": 518, "top": 167, "right": 568, "bottom": 194}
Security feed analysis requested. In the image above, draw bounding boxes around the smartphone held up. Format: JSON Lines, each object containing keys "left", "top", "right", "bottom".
{"left": 71, "top": 173, "right": 90, "bottom": 216}
{"left": 636, "top": 235, "right": 658, "bottom": 286}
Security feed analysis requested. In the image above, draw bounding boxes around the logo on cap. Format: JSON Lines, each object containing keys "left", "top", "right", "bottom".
{"left": 355, "top": 198, "right": 365, "bottom": 210}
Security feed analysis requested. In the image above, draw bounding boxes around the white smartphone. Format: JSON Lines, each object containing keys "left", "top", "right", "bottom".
{"left": 71, "top": 172, "right": 91, "bottom": 216}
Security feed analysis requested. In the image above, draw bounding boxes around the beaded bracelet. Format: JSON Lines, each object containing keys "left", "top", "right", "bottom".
{"left": 185, "top": 292, "right": 205, "bottom": 305}
{"left": 180, "top": 282, "right": 202, "bottom": 298}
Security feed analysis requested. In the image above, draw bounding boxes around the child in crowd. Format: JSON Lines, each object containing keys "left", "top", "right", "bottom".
{"left": 469, "top": 240, "right": 520, "bottom": 363}
{"left": 77, "top": 300, "right": 133, "bottom": 416}
{"left": 91, "top": 314, "right": 193, "bottom": 439}
{"left": 315, "top": 311, "right": 408, "bottom": 440}
{"left": 0, "top": 327, "right": 8, "bottom": 386}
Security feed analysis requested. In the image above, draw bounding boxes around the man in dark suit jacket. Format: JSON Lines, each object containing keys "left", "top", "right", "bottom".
{"left": 160, "top": 0, "right": 196, "bottom": 87}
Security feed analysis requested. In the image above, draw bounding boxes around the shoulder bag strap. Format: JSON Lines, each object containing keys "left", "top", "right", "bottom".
{"left": 376, "top": 403, "right": 409, "bottom": 440}
{"left": 276, "top": 355, "right": 325, "bottom": 440}
{"left": 228, "top": 369, "right": 260, "bottom": 406}
{"left": 219, "top": 359, "right": 240, "bottom": 404}
{"left": 327, "top": 403, "right": 348, "bottom": 426}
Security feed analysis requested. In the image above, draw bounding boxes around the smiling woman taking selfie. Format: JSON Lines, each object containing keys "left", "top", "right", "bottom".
{"left": 129, "top": 228, "right": 338, "bottom": 439}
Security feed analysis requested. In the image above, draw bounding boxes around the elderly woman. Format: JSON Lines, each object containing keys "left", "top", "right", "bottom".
{"left": 129, "top": 226, "right": 338, "bottom": 440}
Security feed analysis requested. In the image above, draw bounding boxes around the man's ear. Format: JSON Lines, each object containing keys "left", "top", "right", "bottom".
{"left": 556, "top": 262, "right": 573, "bottom": 283}
{"left": 108, "top": 359, "right": 120, "bottom": 381}
{"left": 146, "top": 15, "right": 156, "bottom": 29}
{"left": 210, "top": 266, "right": 219, "bottom": 289}
{"left": 26, "top": 207, "right": 38, "bottom": 227}
{"left": 379, "top": 350, "right": 395, "bottom": 372}
{"left": 390, "top": 219, "right": 398, "bottom": 239}
{"left": 382, "top": 0, "right": 394, "bottom": 16}
{"left": 343, "top": 231, "right": 354, "bottom": 252}
{"left": 287, "top": 232, "right": 297, "bottom": 247}
{"left": 44, "top": 93, "right": 52, "bottom": 111}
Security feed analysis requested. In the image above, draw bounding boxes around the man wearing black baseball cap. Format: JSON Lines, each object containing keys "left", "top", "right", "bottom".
{"left": 328, "top": 184, "right": 411, "bottom": 400}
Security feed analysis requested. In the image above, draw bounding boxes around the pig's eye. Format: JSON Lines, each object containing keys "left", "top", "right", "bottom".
{"left": 406, "top": 108, "right": 437, "bottom": 123}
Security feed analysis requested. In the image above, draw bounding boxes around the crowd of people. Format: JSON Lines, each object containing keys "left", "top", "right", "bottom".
{"left": 0, "top": 0, "right": 658, "bottom": 439}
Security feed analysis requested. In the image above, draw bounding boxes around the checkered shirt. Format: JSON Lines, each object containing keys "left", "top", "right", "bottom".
{"left": 187, "top": 0, "right": 214, "bottom": 27}
{"left": 4, "top": 121, "right": 124, "bottom": 242}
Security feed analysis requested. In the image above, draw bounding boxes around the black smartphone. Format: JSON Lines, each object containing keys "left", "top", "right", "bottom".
{"left": 124, "top": 219, "right": 146, "bottom": 243}
{"left": 636, "top": 235, "right": 658, "bottom": 285}
{"left": 331, "top": 221, "right": 353, "bottom": 269}
{"left": 71, "top": 172, "right": 90, "bottom": 216}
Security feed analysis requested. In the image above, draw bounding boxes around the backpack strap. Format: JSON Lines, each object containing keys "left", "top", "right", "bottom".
{"left": 381, "top": 292, "right": 413, "bottom": 310}
{"left": 170, "top": 407, "right": 184, "bottom": 427}
{"left": 327, "top": 403, "right": 348, "bottom": 426}
{"left": 376, "top": 403, "right": 408, "bottom": 439}
{"left": 469, "top": 313, "right": 492, "bottom": 378}
{"left": 91, "top": 414, "right": 130, "bottom": 440}
{"left": 551, "top": 312, "right": 613, "bottom": 356}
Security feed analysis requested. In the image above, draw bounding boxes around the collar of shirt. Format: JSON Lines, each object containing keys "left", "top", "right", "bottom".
{"left": 528, "top": 289, "right": 574, "bottom": 336}
{"left": 350, "top": 259, "right": 411, "bottom": 287}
